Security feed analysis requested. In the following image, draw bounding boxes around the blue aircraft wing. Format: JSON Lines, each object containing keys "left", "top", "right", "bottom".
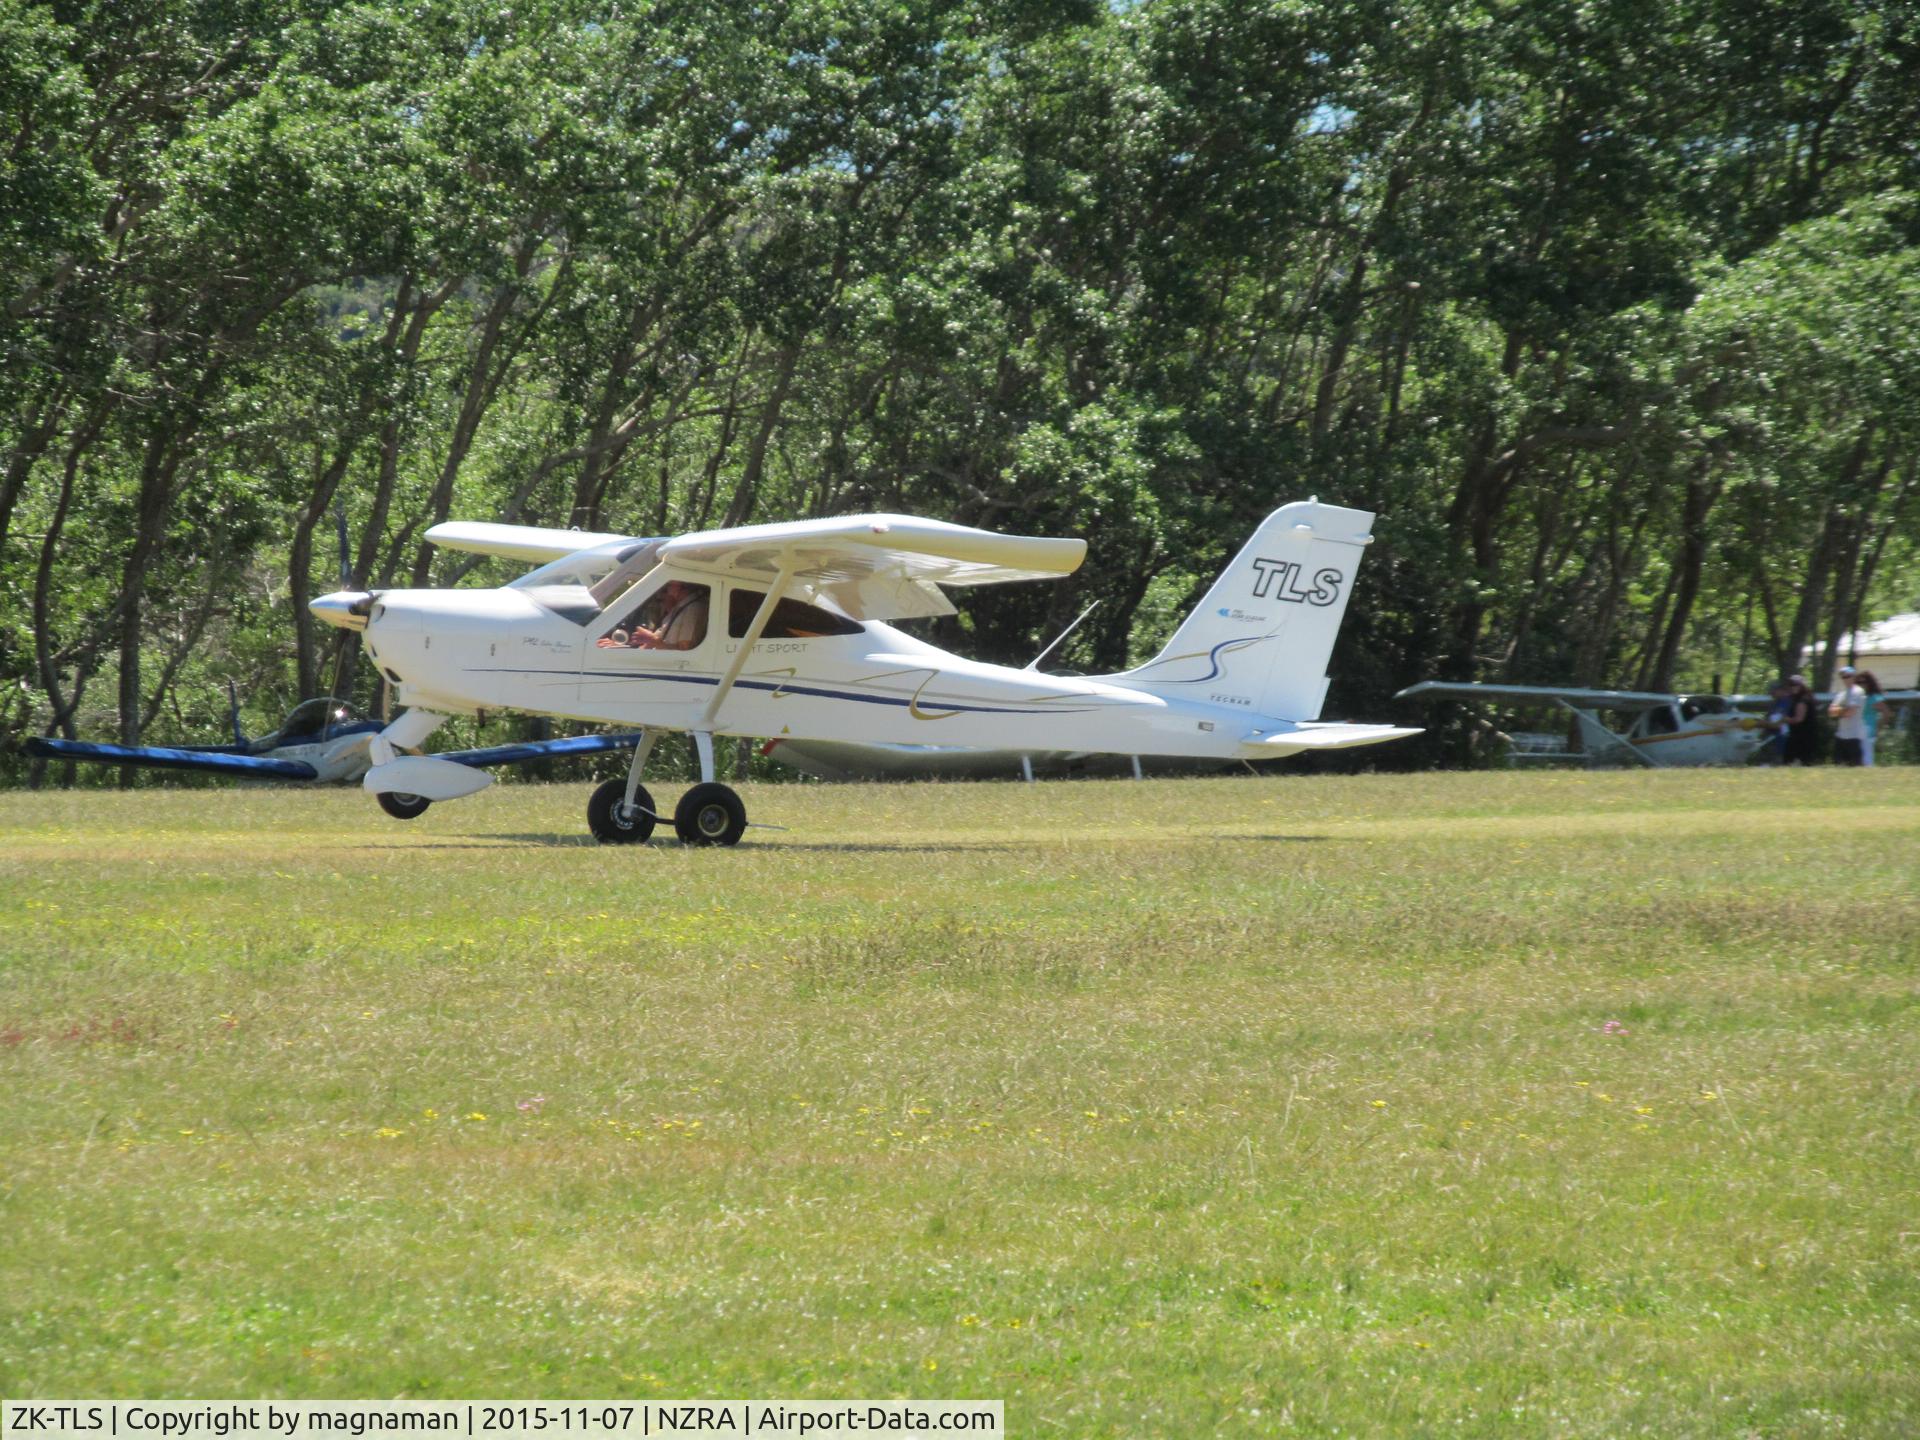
{"left": 22, "top": 737, "right": 320, "bottom": 780}
{"left": 436, "top": 733, "right": 643, "bottom": 769}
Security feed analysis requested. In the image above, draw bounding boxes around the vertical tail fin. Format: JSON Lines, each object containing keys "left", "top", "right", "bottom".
{"left": 1109, "top": 500, "right": 1374, "bottom": 721}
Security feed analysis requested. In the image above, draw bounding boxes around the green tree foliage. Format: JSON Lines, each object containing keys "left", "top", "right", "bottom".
{"left": 3, "top": 0, "right": 1916, "bottom": 774}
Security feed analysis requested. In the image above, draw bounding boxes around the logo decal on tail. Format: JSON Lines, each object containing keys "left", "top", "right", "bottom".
{"left": 1249, "top": 560, "right": 1343, "bottom": 606}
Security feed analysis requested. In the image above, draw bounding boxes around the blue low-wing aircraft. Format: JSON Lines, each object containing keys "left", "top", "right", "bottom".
{"left": 24, "top": 506, "right": 642, "bottom": 816}
{"left": 23, "top": 694, "right": 641, "bottom": 819}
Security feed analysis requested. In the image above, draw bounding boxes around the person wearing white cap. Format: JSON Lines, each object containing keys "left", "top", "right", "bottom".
{"left": 1828, "top": 665, "right": 1867, "bottom": 766}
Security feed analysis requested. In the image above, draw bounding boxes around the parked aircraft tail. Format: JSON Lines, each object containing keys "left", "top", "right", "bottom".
{"left": 1108, "top": 499, "right": 1374, "bottom": 722}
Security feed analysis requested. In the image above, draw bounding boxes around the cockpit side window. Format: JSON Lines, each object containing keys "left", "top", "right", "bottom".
{"left": 597, "top": 579, "right": 710, "bottom": 652}
{"left": 727, "top": 589, "right": 864, "bottom": 639}
{"left": 1678, "top": 696, "right": 1728, "bottom": 720}
{"left": 1644, "top": 704, "right": 1679, "bottom": 734}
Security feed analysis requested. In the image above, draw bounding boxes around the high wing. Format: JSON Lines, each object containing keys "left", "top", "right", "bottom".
{"left": 22, "top": 737, "right": 319, "bottom": 779}
{"left": 425, "top": 521, "right": 630, "bottom": 565}
{"left": 435, "top": 733, "right": 643, "bottom": 768}
{"left": 1398, "top": 681, "right": 1696, "bottom": 710}
{"left": 659, "top": 513, "right": 1087, "bottom": 621}
{"left": 1399, "top": 679, "right": 1917, "bottom": 710}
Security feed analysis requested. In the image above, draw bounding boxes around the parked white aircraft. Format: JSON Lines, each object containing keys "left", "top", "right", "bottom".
{"left": 308, "top": 500, "right": 1417, "bottom": 844}
{"left": 1394, "top": 681, "right": 1913, "bottom": 766}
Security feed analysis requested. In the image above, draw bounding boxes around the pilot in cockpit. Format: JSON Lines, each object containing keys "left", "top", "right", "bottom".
{"left": 597, "top": 580, "right": 709, "bottom": 651}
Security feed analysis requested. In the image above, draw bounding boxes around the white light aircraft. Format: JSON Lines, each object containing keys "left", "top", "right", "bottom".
{"left": 309, "top": 500, "right": 1418, "bottom": 845}
{"left": 1395, "top": 681, "right": 1914, "bottom": 767}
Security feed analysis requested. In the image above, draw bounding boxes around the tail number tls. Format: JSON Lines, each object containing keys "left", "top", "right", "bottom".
{"left": 1250, "top": 560, "right": 1343, "bottom": 606}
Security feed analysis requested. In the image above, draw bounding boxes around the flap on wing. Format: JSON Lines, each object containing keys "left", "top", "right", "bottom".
{"left": 22, "top": 737, "right": 319, "bottom": 780}
{"left": 426, "top": 521, "right": 631, "bottom": 564}
{"left": 661, "top": 515, "right": 1086, "bottom": 594}
{"left": 808, "top": 573, "right": 958, "bottom": 621}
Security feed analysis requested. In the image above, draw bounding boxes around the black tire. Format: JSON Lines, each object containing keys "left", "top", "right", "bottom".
{"left": 674, "top": 781, "right": 747, "bottom": 847}
{"left": 588, "top": 778, "right": 655, "bottom": 844}
{"left": 377, "top": 791, "right": 431, "bottom": 821}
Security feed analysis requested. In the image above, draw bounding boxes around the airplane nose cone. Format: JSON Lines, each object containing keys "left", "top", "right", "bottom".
{"left": 310, "top": 590, "right": 374, "bottom": 632}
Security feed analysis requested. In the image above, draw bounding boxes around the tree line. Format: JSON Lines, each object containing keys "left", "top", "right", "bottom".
{"left": 4, "top": 0, "right": 1918, "bottom": 777}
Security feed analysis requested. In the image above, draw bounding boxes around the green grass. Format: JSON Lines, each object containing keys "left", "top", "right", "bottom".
{"left": 0, "top": 769, "right": 1916, "bottom": 1435}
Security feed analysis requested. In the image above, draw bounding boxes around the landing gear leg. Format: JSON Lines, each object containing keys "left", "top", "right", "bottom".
{"left": 370, "top": 708, "right": 447, "bottom": 766}
{"left": 588, "top": 729, "right": 657, "bottom": 844}
{"left": 366, "top": 709, "right": 448, "bottom": 819}
{"left": 674, "top": 731, "right": 747, "bottom": 846}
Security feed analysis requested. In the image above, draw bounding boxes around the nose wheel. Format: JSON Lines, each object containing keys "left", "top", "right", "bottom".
{"left": 674, "top": 782, "right": 747, "bottom": 846}
{"left": 377, "top": 791, "right": 431, "bottom": 821}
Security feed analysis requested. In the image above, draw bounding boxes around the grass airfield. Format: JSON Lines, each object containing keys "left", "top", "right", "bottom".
{"left": 0, "top": 769, "right": 1916, "bottom": 1435}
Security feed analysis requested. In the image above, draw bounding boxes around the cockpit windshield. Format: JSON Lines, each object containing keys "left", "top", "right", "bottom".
{"left": 274, "top": 698, "right": 365, "bottom": 743}
{"left": 507, "top": 538, "right": 664, "bottom": 593}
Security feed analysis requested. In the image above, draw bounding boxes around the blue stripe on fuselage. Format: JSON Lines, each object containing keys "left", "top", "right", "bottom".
{"left": 463, "top": 667, "right": 1102, "bottom": 716}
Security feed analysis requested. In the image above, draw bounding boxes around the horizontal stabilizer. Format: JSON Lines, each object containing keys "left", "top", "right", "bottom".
{"left": 22, "top": 737, "right": 318, "bottom": 780}
{"left": 363, "top": 755, "right": 495, "bottom": 801}
{"left": 437, "top": 733, "right": 643, "bottom": 769}
{"left": 1247, "top": 724, "right": 1422, "bottom": 757}
{"left": 426, "top": 521, "right": 630, "bottom": 564}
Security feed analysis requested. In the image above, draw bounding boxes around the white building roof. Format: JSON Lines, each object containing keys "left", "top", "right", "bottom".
{"left": 1820, "top": 611, "right": 1920, "bottom": 657}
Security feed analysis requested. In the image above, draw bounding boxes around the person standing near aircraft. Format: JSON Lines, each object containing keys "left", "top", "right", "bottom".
{"left": 1856, "top": 670, "right": 1886, "bottom": 766}
{"left": 1783, "top": 676, "right": 1820, "bottom": 764}
{"left": 1828, "top": 666, "right": 1867, "bottom": 766}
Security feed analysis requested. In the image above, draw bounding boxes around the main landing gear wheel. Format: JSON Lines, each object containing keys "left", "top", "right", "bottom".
{"left": 377, "top": 791, "right": 431, "bottom": 821}
{"left": 588, "top": 778, "right": 656, "bottom": 845}
{"left": 674, "top": 782, "right": 747, "bottom": 847}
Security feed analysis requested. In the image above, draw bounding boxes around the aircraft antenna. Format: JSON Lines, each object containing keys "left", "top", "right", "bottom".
{"left": 1025, "top": 599, "right": 1102, "bottom": 672}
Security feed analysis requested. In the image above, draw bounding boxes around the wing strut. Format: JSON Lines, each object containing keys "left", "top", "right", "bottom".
{"left": 699, "top": 552, "right": 800, "bottom": 731}
{"left": 1556, "top": 700, "right": 1654, "bottom": 767}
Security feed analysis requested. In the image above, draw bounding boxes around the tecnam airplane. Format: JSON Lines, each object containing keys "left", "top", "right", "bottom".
{"left": 309, "top": 500, "right": 1418, "bottom": 845}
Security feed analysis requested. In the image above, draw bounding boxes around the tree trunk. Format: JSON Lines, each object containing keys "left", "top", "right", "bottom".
{"left": 1647, "top": 459, "right": 1726, "bottom": 692}
{"left": 721, "top": 341, "right": 803, "bottom": 528}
